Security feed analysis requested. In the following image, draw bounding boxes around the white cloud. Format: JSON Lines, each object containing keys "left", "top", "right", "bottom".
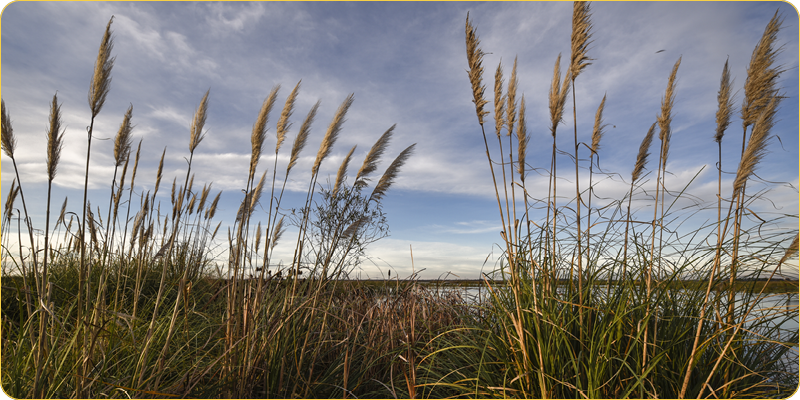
{"left": 205, "top": 3, "right": 266, "bottom": 34}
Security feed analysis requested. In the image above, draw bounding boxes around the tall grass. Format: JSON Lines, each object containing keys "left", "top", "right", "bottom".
{"left": 1, "top": 5, "right": 797, "bottom": 400}
{"left": 425, "top": 6, "right": 798, "bottom": 399}
{"left": 0, "top": 15, "right": 424, "bottom": 399}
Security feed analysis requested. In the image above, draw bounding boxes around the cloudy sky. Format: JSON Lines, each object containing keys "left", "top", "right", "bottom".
{"left": 1, "top": 1, "right": 798, "bottom": 279}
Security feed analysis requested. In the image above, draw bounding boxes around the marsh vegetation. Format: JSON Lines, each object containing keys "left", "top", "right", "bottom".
{"left": 2, "top": 4, "right": 798, "bottom": 399}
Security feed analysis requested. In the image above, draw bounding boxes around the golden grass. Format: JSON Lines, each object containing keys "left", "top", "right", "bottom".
{"left": 715, "top": 59, "right": 734, "bottom": 143}
{"left": 250, "top": 86, "right": 279, "bottom": 179}
{"left": 493, "top": 62, "right": 506, "bottom": 137}
{"left": 287, "top": 101, "right": 320, "bottom": 175}
{"left": 369, "top": 144, "right": 416, "bottom": 204}
{"left": 45, "top": 94, "right": 65, "bottom": 182}
{"left": 570, "top": 1, "right": 593, "bottom": 79}
{"left": 356, "top": 124, "right": 394, "bottom": 187}
{"left": 88, "top": 17, "right": 115, "bottom": 117}
{"left": 733, "top": 95, "right": 778, "bottom": 196}
{"left": 657, "top": 57, "right": 681, "bottom": 161}
{"left": 1, "top": 100, "right": 15, "bottom": 158}
{"left": 741, "top": 11, "right": 783, "bottom": 129}
{"left": 465, "top": 14, "right": 489, "bottom": 127}
{"left": 548, "top": 54, "right": 571, "bottom": 136}
{"left": 189, "top": 90, "right": 209, "bottom": 154}
{"left": 276, "top": 81, "right": 300, "bottom": 153}
{"left": 590, "top": 94, "right": 606, "bottom": 154}
{"left": 506, "top": 57, "right": 518, "bottom": 138}
{"left": 113, "top": 105, "right": 134, "bottom": 167}
{"left": 334, "top": 145, "right": 357, "bottom": 198}
{"left": 313, "top": 94, "right": 354, "bottom": 175}
{"left": 516, "top": 96, "right": 527, "bottom": 181}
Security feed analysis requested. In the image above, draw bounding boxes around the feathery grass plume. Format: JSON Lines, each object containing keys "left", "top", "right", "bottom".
{"left": 189, "top": 90, "right": 210, "bottom": 153}
{"left": 129, "top": 140, "right": 142, "bottom": 187}
{"left": 506, "top": 57, "right": 518, "bottom": 137}
{"left": 130, "top": 211, "right": 143, "bottom": 246}
{"left": 1, "top": 100, "right": 16, "bottom": 159}
{"left": 56, "top": 197, "right": 67, "bottom": 226}
{"left": 288, "top": 101, "right": 320, "bottom": 174}
{"left": 778, "top": 233, "right": 799, "bottom": 267}
{"left": 171, "top": 177, "right": 177, "bottom": 205}
{"left": 251, "top": 86, "right": 280, "bottom": 178}
{"left": 187, "top": 193, "right": 198, "bottom": 215}
{"left": 733, "top": 96, "right": 778, "bottom": 196}
{"left": 516, "top": 96, "right": 528, "bottom": 181}
{"left": 277, "top": 81, "right": 301, "bottom": 153}
{"left": 658, "top": 57, "right": 681, "bottom": 162}
{"left": 46, "top": 94, "right": 65, "bottom": 181}
{"left": 89, "top": 17, "right": 115, "bottom": 117}
{"left": 493, "top": 62, "right": 506, "bottom": 137}
{"left": 172, "top": 186, "right": 184, "bottom": 219}
{"left": 113, "top": 154, "right": 129, "bottom": 213}
{"left": 356, "top": 125, "right": 394, "bottom": 186}
{"left": 154, "top": 147, "right": 166, "bottom": 194}
{"left": 206, "top": 191, "right": 222, "bottom": 220}
{"left": 238, "top": 172, "right": 267, "bottom": 222}
{"left": 4, "top": 179, "right": 18, "bottom": 224}
{"left": 142, "top": 191, "right": 150, "bottom": 218}
{"left": 591, "top": 94, "right": 607, "bottom": 154}
{"left": 369, "top": 143, "right": 416, "bottom": 204}
{"left": 198, "top": 183, "right": 211, "bottom": 213}
{"left": 250, "top": 170, "right": 267, "bottom": 212}
{"left": 742, "top": 11, "right": 783, "bottom": 128}
{"left": 313, "top": 94, "right": 354, "bottom": 175}
{"left": 271, "top": 216, "right": 285, "bottom": 250}
{"left": 548, "top": 54, "right": 572, "bottom": 136}
{"left": 465, "top": 13, "right": 489, "bottom": 126}
{"left": 114, "top": 105, "right": 134, "bottom": 167}
{"left": 632, "top": 123, "right": 656, "bottom": 183}
{"left": 87, "top": 202, "right": 98, "bottom": 249}
{"left": 41, "top": 94, "right": 66, "bottom": 396}
{"left": 342, "top": 216, "right": 369, "bottom": 239}
{"left": 715, "top": 59, "right": 735, "bottom": 143}
{"left": 254, "top": 222, "right": 263, "bottom": 253}
{"left": 334, "top": 145, "right": 357, "bottom": 198}
{"left": 570, "top": 1, "right": 594, "bottom": 80}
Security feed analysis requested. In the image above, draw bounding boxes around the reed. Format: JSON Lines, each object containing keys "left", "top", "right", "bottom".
{"left": 569, "top": 1, "right": 594, "bottom": 348}
{"left": 447, "top": 5, "right": 797, "bottom": 399}
{"left": 2, "top": 6, "right": 796, "bottom": 399}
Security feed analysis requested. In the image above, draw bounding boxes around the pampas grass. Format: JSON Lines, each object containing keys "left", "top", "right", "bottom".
{"left": 465, "top": 13, "right": 489, "bottom": 127}
{"left": 88, "top": 17, "right": 115, "bottom": 118}
{"left": 369, "top": 144, "right": 416, "bottom": 204}
{"left": 452, "top": 6, "right": 796, "bottom": 399}
{"left": 356, "top": 124, "right": 394, "bottom": 187}
{"left": 314, "top": 94, "right": 354, "bottom": 176}
{"left": 2, "top": 6, "right": 796, "bottom": 400}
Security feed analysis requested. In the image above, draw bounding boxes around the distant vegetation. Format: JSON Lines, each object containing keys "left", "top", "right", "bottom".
{"left": 1, "top": 3, "right": 798, "bottom": 399}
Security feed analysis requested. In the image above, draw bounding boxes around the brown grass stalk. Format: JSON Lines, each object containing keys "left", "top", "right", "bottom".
{"left": 465, "top": 13, "right": 489, "bottom": 127}
{"left": 356, "top": 125, "right": 394, "bottom": 187}
{"left": 587, "top": 93, "right": 606, "bottom": 278}
{"left": 35, "top": 93, "right": 65, "bottom": 397}
{"left": 79, "top": 18, "right": 115, "bottom": 396}
{"left": 313, "top": 94, "right": 354, "bottom": 176}
{"left": 569, "top": 1, "right": 594, "bottom": 345}
{"left": 334, "top": 145, "right": 357, "bottom": 198}
{"left": 369, "top": 144, "right": 416, "bottom": 204}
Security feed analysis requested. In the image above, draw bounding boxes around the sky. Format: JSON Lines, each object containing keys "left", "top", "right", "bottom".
{"left": 1, "top": 1, "right": 798, "bottom": 280}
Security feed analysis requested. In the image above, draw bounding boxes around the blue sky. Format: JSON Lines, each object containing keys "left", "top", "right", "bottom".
{"left": 1, "top": 1, "right": 798, "bottom": 280}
